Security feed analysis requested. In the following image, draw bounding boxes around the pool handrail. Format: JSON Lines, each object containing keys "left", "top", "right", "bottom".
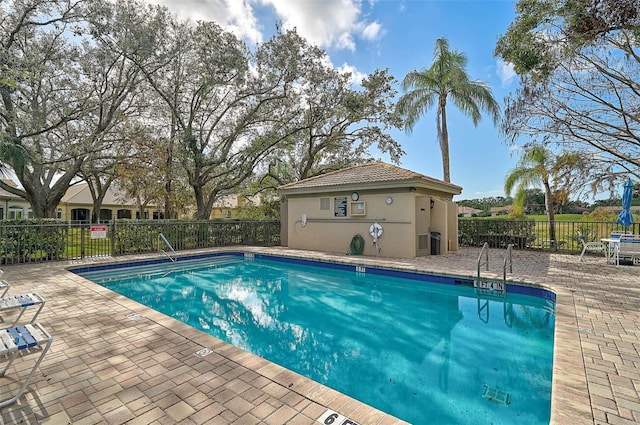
{"left": 477, "top": 242, "right": 489, "bottom": 279}
{"left": 158, "top": 233, "right": 176, "bottom": 262}
{"left": 503, "top": 243, "right": 513, "bottom": 284}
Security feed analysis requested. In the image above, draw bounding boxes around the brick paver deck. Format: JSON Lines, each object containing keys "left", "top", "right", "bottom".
{"left": 0, "top": 246, "right": 637, "bottom": 424}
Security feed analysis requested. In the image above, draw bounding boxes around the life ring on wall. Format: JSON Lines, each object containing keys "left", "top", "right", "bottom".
{"left": 369, "top": 222, "right": 383, "bottom": 239}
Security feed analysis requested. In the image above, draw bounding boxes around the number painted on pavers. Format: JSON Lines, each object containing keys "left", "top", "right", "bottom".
{"left": 317, "top": 409, "right": 360, "bottom": 425}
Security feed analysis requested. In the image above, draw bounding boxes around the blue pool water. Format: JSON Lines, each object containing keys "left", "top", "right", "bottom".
{"left": 73, "top": 253, "right": 555, "bottom": 425}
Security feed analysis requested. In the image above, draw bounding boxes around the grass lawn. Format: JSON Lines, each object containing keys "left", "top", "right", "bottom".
{"left": 524, "top": 214, "right": 587, "bottom": 222}
{"left": 465, "top": 213, "right": 592, "bottom": 222}
{"left": 460, "top": 213, "right": 629, "bottom": 250}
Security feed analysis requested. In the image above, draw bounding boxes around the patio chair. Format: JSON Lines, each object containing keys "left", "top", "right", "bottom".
{"left": 0, "top": 323, "right": 53, "bottom": 408}
{"left": 0, "top": 293, "right": 45, "bottom": 327}
{"left": 0, "top": 270, "right": 9, "bottom": 298}
{"left": 578, "top": 231, "right": 606, "bottom": 262}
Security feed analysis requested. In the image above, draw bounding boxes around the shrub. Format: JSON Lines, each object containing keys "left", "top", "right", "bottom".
{"left": 458, "top": 219, "right": 536, "bottom": 248}
{"left": 0, "top": 219, "right": 67, "bottom": 263}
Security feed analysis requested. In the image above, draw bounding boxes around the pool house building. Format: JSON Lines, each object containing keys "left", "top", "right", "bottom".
{"left": 279, "top": 162, "right": 462, "bottom": 258}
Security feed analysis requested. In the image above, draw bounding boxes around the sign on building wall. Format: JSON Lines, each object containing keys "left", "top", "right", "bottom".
{"left": 334, "top": 197, "right": 347, "bottom": 217}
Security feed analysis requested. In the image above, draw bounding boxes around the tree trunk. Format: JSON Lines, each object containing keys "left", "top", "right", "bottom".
{"left": 437, "top": 97, "right": 451, "bottom": 183}
{"left": 28, "top": 196, "right": 58, "bottom": 219}
{"left": 164, "top": 113, "right": 177, "bottom": 219}
{"left": 86, "top": 176, "right": 115, "bottom": 223}
{"left": 91, "top": 197, "right": 107, "bottom": 223}
{"left": 544, "top": 182, "right": 557, "bottom": 249}
{"left": 193, "top": 184, "right": 210, "bottom": 220}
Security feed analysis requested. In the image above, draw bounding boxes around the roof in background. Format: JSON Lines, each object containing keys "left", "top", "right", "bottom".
{"left": 458, "top": 206, "right": 483, "bottom": 215}
{"left": 0, "top": 181, "right": 145, "bottom": 207}
{"left": 212, "top": 195, "right": 261, "bottom": 209}
{"left": 279, "top": 162, "right": 462, "bottom": 195}
{"left": 0, "top": 179, "right": 23, "bottom": 200}
{"left": 594, "top": 205, "right": 640, "bottom": 213}
{"left": 60, "top": 182, "right": 150, "bottom": 207}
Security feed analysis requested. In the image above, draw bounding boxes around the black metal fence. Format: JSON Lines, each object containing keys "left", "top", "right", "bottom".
{"left": 458, "top": 219, "right": 640, "bottom": 252}
{"left": 0, "top": 220, "right": 281, "bottom": 265}
{"left": 0, "top": 218, "right": 635, "bottom": 265}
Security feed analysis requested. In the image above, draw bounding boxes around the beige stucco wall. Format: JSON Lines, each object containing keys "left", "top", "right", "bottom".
{"left": 285, "top": 188, "right": 458, "bottom": 258}
{"left": 447, "top": 200, "right": 460, "bottom": 251}
{"left": 0, "top": 197, "right": 32, "bottom": 219}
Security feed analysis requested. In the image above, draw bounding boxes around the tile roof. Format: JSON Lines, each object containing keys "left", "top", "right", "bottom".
{"left": 60, "top": 182, "right": 156, "bottom": 207}
{"left": 458, "top": 206, "right": 483, "bottom": 215}
{"left": 279, "top": 161, "right": 462, "bottom": 194}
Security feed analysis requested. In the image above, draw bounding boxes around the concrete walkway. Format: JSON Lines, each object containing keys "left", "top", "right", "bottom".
{"left": 0, "top": 246, "right": 637, "bottom": 424}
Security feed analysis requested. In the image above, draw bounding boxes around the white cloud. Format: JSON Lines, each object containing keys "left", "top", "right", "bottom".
{"left": 497, "top": 59, "right": 517, "bottom": 87}
{"left": 144, "top": 0, "right": 383, "bottom": 51}
{"left": 337, "top": 63, "right": 368, "bottom": 86}
{"left": 141, "top": 0, "right": 375, "bottom": 79}
{"left": 362, "top": 21, "right": 382, "bottom": 41}
{"left": 143, "top": 0, "right": 263, "bottom": 44}
{"left": 261, "top": 0, "right": 370, "bottom": 51}
{"left": 225, "top": 1, "right": 263, "bottom": 44}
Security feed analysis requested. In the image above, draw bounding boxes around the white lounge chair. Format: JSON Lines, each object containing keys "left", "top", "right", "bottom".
{"left": 0, "top": 270, "right": 9, "bottom": 298}
{"left": 0, "top": 293, "right": 46, "bottom": 326}
{"left": 578, "top": 231, "right": 606, "bottom": 262}
{"left": 0, "top": 323, "right": 53, "bottom": 407}
{"left": 618, "top": 238, "right": 640, "bottom": 266}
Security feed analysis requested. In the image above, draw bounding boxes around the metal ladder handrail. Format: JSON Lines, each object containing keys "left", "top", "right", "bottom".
{"left": 158, "top": 233, "right": 176, "bottom": 262}
{"left": 477, "top": 242, "right": 489, "bottom": 280}
{"left": 476, "top": 243, "right": 512, "bottom": 322}
{"left": 503, "top": 243, "right": 514, "bottom": 284}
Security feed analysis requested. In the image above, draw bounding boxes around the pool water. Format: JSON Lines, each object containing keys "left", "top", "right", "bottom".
{"left": 74, "top": 254, "right": 555, "bottom": 425}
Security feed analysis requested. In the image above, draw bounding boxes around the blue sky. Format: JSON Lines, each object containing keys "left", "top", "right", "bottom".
{"left": 144, "top": 0, "right": 521, "bottom": 201}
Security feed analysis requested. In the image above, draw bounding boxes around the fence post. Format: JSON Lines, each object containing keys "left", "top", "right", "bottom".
{"left": 80, "top": 224, "right": 85, "bottom": 259}
{"left": 110, "top": 220, "right": 116, "bottom": 257}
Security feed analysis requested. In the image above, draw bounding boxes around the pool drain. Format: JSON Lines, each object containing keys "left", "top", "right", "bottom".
{"left": 482, "top": 384, "right": 511, "bottom": 406}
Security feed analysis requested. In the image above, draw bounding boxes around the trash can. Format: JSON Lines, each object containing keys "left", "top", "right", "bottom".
{"left": 430, "top": 232, "right": 441, "bottom": 255}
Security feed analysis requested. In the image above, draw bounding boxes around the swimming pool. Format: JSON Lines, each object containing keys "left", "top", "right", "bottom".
{"left": 72, "top": 252, "right": 555, "bottom": 425}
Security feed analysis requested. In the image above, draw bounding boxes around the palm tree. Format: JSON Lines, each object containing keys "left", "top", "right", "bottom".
{"left": 504, "top": 146, "right": 559, "bottom": 244}
{"left": 0, "top": 137, "right": 29, "bottom": 177}
{"left": 396, "top": 37, "right": 500, "bottom": 183}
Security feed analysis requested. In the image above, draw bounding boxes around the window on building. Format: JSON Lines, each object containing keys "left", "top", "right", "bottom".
{"left": 57, "top": 209, "right": 63, "bottom": 219}
{"left": 71, "top": 208, "right": 90, "bottom": 223}
{"left": 8, "top": 206, "right": 23, "bottom": 220}
{"left": 99, "top": 209, "right": 113, "bottom": 222}
{"left": 117, "top": 209, "right": 132, "bottom": 219}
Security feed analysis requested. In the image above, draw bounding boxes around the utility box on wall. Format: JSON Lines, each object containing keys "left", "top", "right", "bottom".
{"left": 431, "top": 231, "right": 441, "bottom": 255}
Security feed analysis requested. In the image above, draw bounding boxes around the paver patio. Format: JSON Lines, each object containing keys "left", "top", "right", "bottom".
{"left": 0, "top": 246, "right": 638, "bottom": 424}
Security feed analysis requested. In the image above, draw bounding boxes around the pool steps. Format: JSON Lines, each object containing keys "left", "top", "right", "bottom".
{"left": 79, "top": 255, "right": 243, "bottom": 282}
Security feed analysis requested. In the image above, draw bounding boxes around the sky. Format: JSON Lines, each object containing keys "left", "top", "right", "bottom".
{"left": 142, "top": 0, "right": 522, "bottom": 201}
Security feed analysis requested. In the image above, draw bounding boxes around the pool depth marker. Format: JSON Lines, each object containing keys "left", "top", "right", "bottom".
{"left": 317, "top": 410, "right": 360, "bottom": 425}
